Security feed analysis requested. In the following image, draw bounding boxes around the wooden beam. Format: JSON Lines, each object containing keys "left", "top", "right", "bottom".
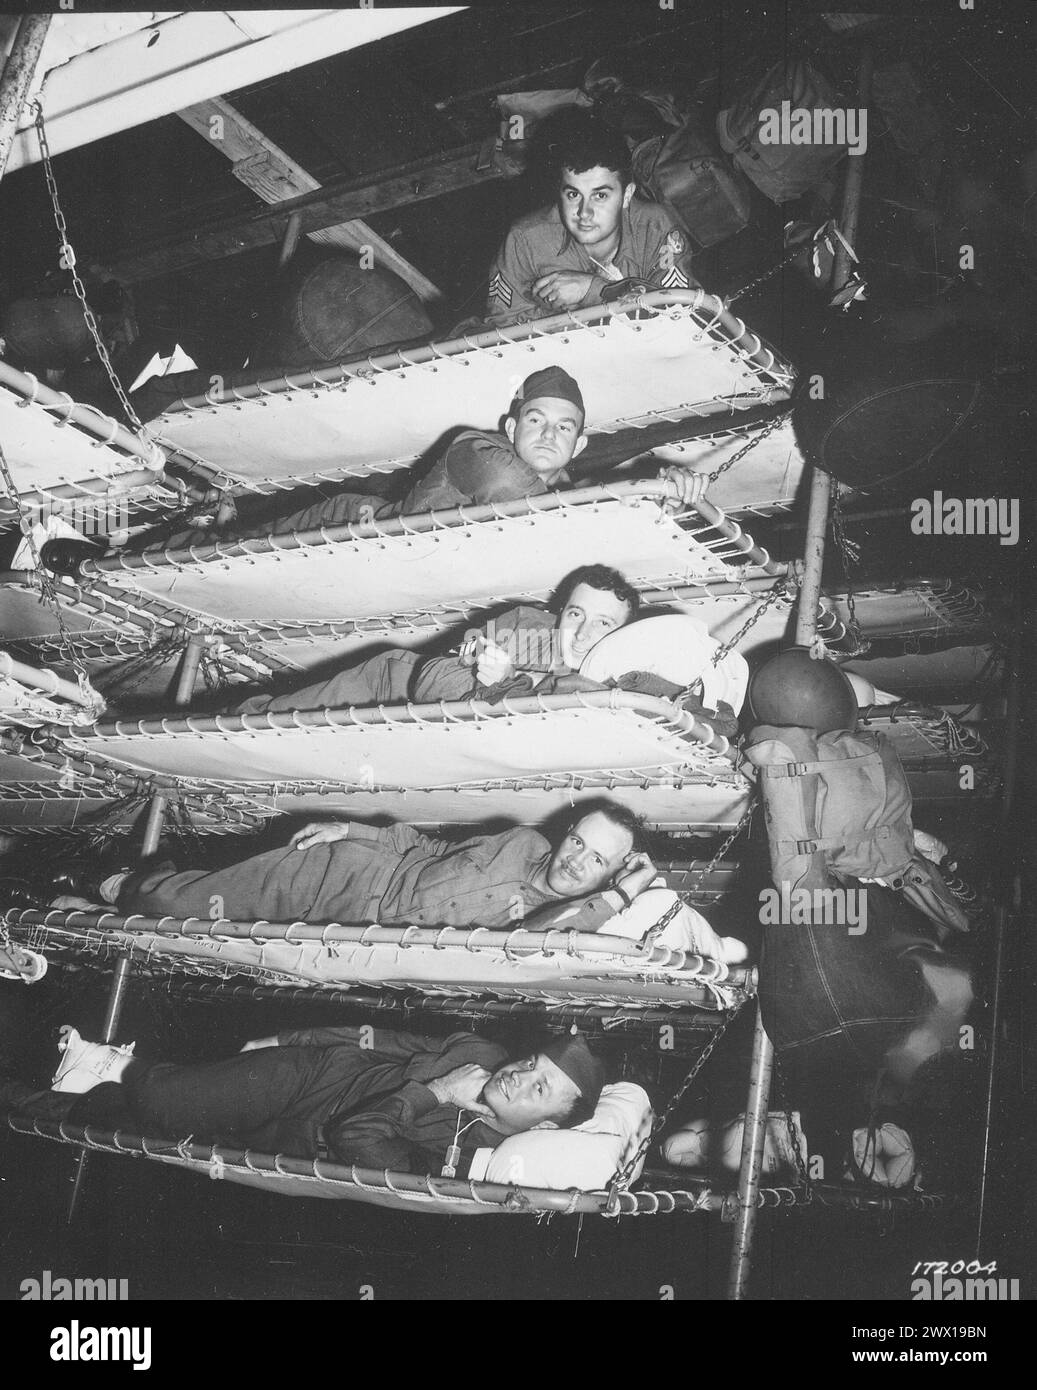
{"left": 100, "top": 141, "right": 499, "bottom": 288}
{"left": 175, "top": 97, "right": 443, "bottom": 305}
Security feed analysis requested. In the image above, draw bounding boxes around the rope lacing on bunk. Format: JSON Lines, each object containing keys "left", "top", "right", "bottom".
{"left": 0, "top": 443, "right": 103, "bottom": 716}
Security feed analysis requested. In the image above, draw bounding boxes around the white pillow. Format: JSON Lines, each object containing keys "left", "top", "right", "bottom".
{"left": 468, "top": 1082, "right": 653, "bottom": 1190}
{"left": 606, "top": 886, "right": 749, "bottom": 965}
{"left": 580, "top": 614, "right": 749, "bottom": 713}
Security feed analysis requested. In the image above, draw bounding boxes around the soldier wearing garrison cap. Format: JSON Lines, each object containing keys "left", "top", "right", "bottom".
{"left": 7, "top": 1023, "right": 608, "bottom": 1177}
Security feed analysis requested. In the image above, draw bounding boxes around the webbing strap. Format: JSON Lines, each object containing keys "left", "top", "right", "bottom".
{"left": 776, "top": 825, "right": 894, "bottom": 854}
{"left": 760, "top": 751, "right": 882, "bottom": 779}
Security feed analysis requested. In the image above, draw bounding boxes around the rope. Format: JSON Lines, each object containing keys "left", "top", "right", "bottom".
{"left": 0, "top": 443, "right": 103, "bottom": 715}
{"left": 830, "top": 490, "right": 872, "bottom": 658}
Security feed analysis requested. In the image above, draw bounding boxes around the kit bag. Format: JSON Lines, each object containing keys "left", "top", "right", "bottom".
{"left": 632, "top": 112, "right": 753, "bottom": 249}
{"left": 745, "top": 723, "right": 971, "bottom": 937}
{"left": 716, "top": 58, "right": 849, "bottom": 203}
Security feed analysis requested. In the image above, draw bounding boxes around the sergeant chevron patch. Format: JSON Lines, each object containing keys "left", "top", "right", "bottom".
{"left": 489, "top": 271, "right": 513, "bottom": 307}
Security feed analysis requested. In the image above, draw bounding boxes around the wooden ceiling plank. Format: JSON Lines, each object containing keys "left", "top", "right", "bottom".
{"left": 175, "top": 97, "right": 442, "bottom": 305}
{"left": 100, "top": 142, "right": 497, "bottom": 288}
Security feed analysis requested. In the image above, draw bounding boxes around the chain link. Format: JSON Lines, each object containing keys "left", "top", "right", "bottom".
{"left": 33, "top": 102, "right": 155, "bottom": 449}
{"left": 725, "top": 245, "right": 807, "bottom": 307}
{"left": 704, "top": 409, "right": 793, "bottom": 488}
{"left": 770, "top": 1049, "right": 811, "bottom": 1190}
{"left": 605, "top": 997, "right": 747, "bottom": 1208}
{"left": 709, "top": 576, "right": 797, "bottom": 666}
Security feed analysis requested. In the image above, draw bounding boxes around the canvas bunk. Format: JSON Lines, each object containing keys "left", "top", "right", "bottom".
{"left": 71, "top": 484, "right": 782, "bottom": 629}
{"left": 0, "top": 274, "right": 974, "bottom": 1305}
{"left": 145, "top": 291, "right": 794, "bottom": 496}
{"left": 0, "top": 358, "right": 175, "bottom": 520}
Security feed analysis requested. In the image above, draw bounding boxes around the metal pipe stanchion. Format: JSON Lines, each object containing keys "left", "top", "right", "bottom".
{"left": 0, "top": 14, "right": 50, "bottom": 182}
{"left": 66, "top": 635, "right": 206, "bottom": 1222}
{"left": 974, "top": 587, "right": 1021, "bottom": 1257}
{"left": 830, "top": 45, "right": 873, "bottom": 302}
{"left": 726, "top": 1002, "right": 776, "bottom": 1299}
{"left": 795, "top": 469, "right": 832, "bottom": 642}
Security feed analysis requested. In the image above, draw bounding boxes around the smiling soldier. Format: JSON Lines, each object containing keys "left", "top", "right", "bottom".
{"left": 484, "top": 113, "right": 700, "bottom": 327}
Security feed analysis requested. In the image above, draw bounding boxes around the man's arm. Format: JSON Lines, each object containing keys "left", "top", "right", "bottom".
{"left": 522, "top": 890, "right": 628, "bottom": 933}
{"left": 273, "top": 1025, "right": 450, "bottom": 1054}
{"left": 290, "top": 819, "right": 451, "bottom": 857}
{"left": 324, "top": 1060, "right": 495, "bottom": 1172}
{"left": 523, "top": 852, "right": 660, "bottom": 933}
{"left": 440, "top": 433, "right": 537, "bottom": 505}
{"left": 639, "top": 217, "right": 699, "bottom": 294}
{"left": 324, "top": 1079, "right": 450, "bottom": 1171}
{"left": 484, "top": 227, "right": 544, "bottom": 327}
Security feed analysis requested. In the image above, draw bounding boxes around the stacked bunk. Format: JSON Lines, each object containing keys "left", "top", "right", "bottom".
{"left": 1, "top": 292, "right": 993, "bottom": 1230}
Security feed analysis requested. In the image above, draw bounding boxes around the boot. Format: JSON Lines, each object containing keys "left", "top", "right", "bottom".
{"left": 38, "top": 537, "right": 106, "bottom": 579}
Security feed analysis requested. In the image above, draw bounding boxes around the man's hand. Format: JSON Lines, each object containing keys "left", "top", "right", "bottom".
{"left": 291, "top": 821, "right": 350, "bottom": 852}
{"left": 240, "top": 1035, "right": 279, "bottom": 1053}
{"left": 461, "top": 636, "right": 515, "bottom": 687}
{"left": 426, "top": 1064, "right": 495, "bottom": 1116}
{"left": 532, "top": 271, "right": 598, "bottom": 310}
{"left": 914, "top": 830, "right": 949, "bottom": 865}
{"left": 658, "top": 465, "right": 706, "bottom": 514}
{"left": 612, "top": 851, "right": 659, "bottom": 904}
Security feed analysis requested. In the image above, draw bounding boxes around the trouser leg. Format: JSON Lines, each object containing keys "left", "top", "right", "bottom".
{"left": 233, "top": 648, "right": 420, "bottom": 715}
{"left": 123, "top": 1047, "right": 408, "bottom": 1155}
{"left": 117, "top": 837, "right": 397, "bottom": 923}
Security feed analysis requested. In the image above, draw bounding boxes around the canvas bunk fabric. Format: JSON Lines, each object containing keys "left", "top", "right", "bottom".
{"left": 147, "top": 292, "right": 793, "bottom": 493}
{"left": 0, "top": 907, "right": 748, "bottom": 1007}
{"left": 52, "top": 695, "right": 746, "bottom": 821}
{"left": 79, "top": 482, "right": 768, "bottom": 628}
{"left": 0, "top": 359, "right": 168, "bottom": 515}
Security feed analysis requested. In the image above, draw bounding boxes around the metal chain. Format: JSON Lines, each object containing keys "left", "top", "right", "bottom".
{"left": 704, "top": 409, "right": 793, "bottom": 488}
{"left": 830, "top": 489, "right": 872, "bottom": 658}
{"left": 605, "top": 998, "right": 747, "bottom": 1208}
{"left": 95, "top": 633, "right": 185, "bottom": 701}
{"left": 770, "top": 1049, "right": 811, "bottom": 1189}
{"left": 640, "top": 799, "right": 756, "bottom": 954}
{"left": 33, "top": 101, "right": 153, "bottom": 445}
{"left": 0, "top": 443, "right": 100, "bottom": 710}
{"left": 725, "top": 244, "right": 807, "bottom": 307}
{"left": 690, "top": 799, "right": 756, "bottom": 884}
{"left": 710, "top": 576, "right": 798, "bottom": 666}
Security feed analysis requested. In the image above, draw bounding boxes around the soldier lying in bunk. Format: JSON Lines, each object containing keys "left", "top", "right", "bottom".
{"left": 481, "top": 113, "right": 701, "bottom": 328}
{"left": 231, "top": 562, "right": 637, "bottom": 712}
{"left": 227, "top": 566, "right": 740, "bottom": 739}
{"left": 1, "top": 1024, "right": 606, "bottom": 1178}
{"left": 41, "top": 367, "right": 702, "bottom": 568}
{"left": 55, "top": 800, "right": 664, "bottom": 935}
